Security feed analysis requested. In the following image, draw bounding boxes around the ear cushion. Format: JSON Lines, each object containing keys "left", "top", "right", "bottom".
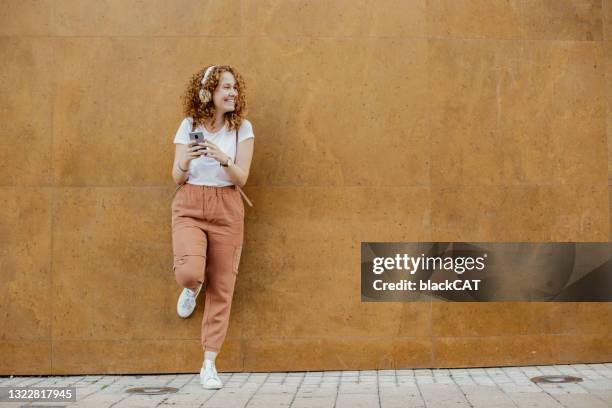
{"left": 199, "top": 88, "right": 211, "bottom": 103}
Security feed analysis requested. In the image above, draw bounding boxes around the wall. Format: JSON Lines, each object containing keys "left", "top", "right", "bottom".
{"left": 1, "top": 0, "right": 611, "bottom": 375}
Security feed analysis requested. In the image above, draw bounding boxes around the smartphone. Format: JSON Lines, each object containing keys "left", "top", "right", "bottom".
{"left": 188, "top": 131, "right": 206, "bottom": 153}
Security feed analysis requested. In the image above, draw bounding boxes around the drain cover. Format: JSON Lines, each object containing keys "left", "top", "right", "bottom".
{"left": 125, "top": 386, "right": 179, "bottom": 395}
{"left": 530, "top": 375, "right": 583, "bottom": 384}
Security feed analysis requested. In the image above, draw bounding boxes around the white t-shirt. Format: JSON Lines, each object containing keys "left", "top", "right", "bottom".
{"left": 173, "top": 117, "right": 254, "bottom": 186}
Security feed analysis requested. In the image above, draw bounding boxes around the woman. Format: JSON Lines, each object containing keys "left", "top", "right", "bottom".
{"left": 170, "top": 64, "right": 254, "bottom": 389}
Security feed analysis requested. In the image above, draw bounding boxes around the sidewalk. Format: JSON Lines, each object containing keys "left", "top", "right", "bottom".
{"left": 1, "top": 363, "right": 611, "bottom": 407}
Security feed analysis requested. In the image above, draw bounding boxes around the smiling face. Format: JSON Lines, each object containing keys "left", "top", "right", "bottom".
{"left": 212, "top": 71, "right": 238, "bottom": 113}
{"left": 184, "top": 64, "right": 247, "bottom": 132}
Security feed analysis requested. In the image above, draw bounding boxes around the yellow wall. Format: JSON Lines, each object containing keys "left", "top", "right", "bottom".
{"left": 1, "top": 0, "right": 611, "bottom": 375}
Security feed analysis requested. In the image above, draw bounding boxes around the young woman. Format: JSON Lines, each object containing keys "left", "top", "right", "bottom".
{"left": 170, "top": 64, "right": 254, "bottom": 389}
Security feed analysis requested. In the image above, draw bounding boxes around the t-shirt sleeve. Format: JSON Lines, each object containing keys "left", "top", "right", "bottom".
{"left": 173, "top": 117, "right": 191, "bottom": 145}
{"left": 237, "top": 119, "right": 255, "bottom": 143}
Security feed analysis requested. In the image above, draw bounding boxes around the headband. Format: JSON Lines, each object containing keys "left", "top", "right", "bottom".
{"left": 201, "top": 65, "right": 215, "bottom": 86}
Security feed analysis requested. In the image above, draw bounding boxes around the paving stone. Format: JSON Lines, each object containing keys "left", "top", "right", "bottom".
{"left": 2, "top": 363, "right": 611, "bottom": 407}
{"left": 507, "top": 391, "right": 567, "bottom": 407}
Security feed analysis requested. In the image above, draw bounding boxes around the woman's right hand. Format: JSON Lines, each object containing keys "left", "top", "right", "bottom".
{"left": 181, "top": 141, "right": 205, "bottom": 166}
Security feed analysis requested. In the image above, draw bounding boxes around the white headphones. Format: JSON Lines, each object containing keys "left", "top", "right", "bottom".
{"left": 198, "top": 65, "right": 215, "bottom": 103}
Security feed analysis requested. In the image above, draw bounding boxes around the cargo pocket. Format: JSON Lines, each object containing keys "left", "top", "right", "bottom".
{"left": 173, "top": 252, "right": 206, "bottom": 289}
{"left": 232, "top": 245, "right": 242, "bottom": 275}
{"left": 173, "top": 254, "right": 189, "bottom": 271}
{"left": 173, "top": 253, "right": 201, "bottom": 273}
{"left": 172, "top": 254, "right": 184, "bottom": 281}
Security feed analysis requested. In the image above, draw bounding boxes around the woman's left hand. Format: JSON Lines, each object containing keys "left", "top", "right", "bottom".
{"left": 198, "top": 141, "right": 228, "bottom": 164}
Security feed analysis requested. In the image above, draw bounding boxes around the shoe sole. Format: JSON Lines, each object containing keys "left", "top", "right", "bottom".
{"left": 202, "top": 383, "right": 222, "bottom": 389}
{"left": 200, "top": 378, "right": 222, "bottom": 389}
{"left": 177, "top": 303, "right": 195, "bottom": 319}
{"left": 177, "top": 283, "right": 204, "bottom": 318}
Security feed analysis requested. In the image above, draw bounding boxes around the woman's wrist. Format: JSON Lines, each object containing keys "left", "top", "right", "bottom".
{"left": 177, "top": 159, "right": 189, "bottom": 172}
{"left": 218, "top": 154, "right": 230, "bottom": 167}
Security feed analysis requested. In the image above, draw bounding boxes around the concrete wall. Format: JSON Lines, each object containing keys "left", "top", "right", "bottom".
{"left": 1, "top": 0, "right": 611, "bottom": 375}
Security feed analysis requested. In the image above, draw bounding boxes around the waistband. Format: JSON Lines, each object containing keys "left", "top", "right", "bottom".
{"left": 184, "top": 183, "right": 238, "bottom": 193}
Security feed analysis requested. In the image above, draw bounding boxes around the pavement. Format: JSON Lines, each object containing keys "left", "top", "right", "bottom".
{"left": 1, "top": 363, "right": 611, "bottom": 407}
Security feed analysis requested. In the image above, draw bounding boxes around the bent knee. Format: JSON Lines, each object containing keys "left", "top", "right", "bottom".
{"left": 174, "top": 254, "right": 205, "bottom": 288}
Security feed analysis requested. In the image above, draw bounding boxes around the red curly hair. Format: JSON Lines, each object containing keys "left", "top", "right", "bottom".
{"left": 181, "top": 64, "right": 248, "bottom": 132}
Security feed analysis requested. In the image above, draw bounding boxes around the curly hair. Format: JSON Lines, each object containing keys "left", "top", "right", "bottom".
{"left": 181, "top": 64, "right": 248, "bottom": 132}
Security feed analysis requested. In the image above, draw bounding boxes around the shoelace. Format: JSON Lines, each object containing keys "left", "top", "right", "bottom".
{"left": 204, "top": 362, "right": 218, "bottom": 375}
{"left": 202, "top": 365, "right": 220, "bottom": 385}
{"left": 206, "top": 369, "right": 219, "bottom": 382}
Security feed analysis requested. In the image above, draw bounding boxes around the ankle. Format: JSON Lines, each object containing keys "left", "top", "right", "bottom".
{"left": 204, "top": 350, "right": 218, "bottom": 366}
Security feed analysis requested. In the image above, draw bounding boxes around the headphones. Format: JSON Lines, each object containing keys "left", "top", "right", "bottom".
{"left": 198, "top": 65, "right": 215, "bottom": 103}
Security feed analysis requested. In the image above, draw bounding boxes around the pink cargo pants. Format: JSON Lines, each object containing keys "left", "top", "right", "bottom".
{"left": 171, "top": 182, "right": 244, "bottom": 353}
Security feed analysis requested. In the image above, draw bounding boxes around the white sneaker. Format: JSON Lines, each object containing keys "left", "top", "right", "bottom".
{"left": 200, "top": 360, "right": 223, "bottom": 389}
{"left": 176, "top": 284, "right": 202, "bottom": 318}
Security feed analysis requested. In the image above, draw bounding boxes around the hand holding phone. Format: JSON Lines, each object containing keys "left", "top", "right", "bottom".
{"left": 189, "top": 131, "right": 208, "bottom": 154}
{"left": 180, "top": 132, "right": 207, "bottom": 167}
